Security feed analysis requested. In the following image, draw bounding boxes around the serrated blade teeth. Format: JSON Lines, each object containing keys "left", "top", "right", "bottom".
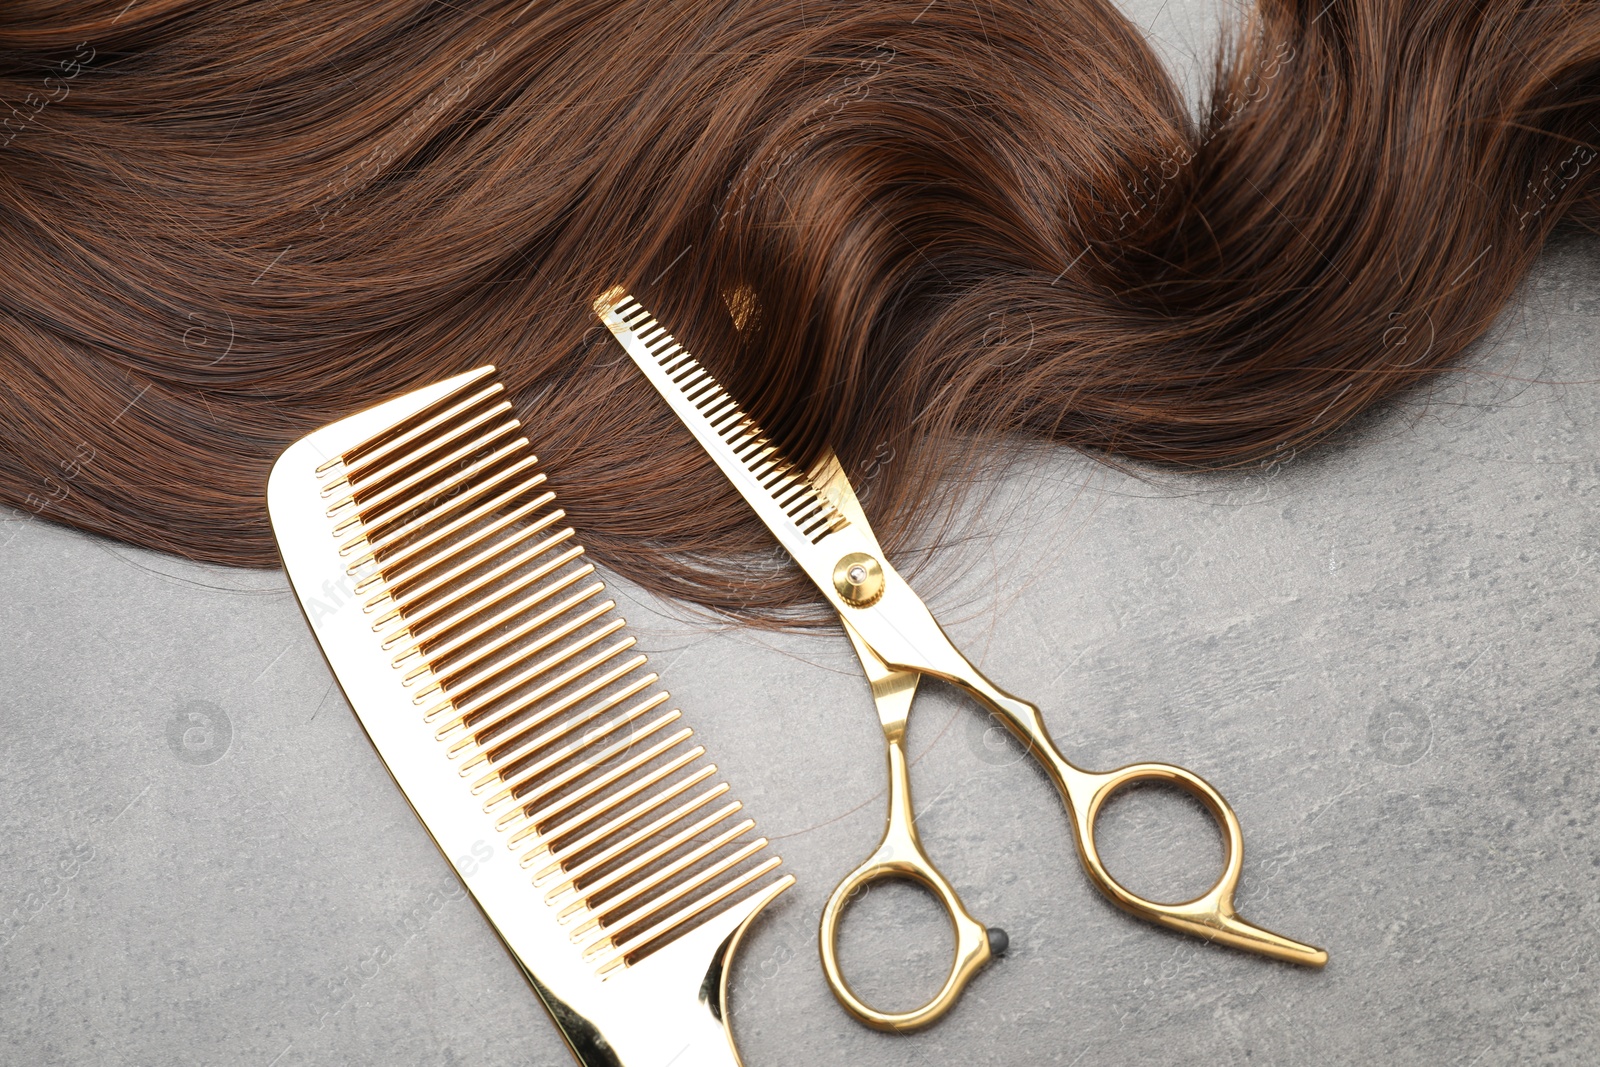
{"left": 594, "top": 288, "right": 851, "bottom": 549}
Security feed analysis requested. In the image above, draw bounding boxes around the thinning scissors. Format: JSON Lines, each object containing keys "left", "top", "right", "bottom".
{"left": 596, "top": 288, "right": 1326, "bottom": 1032}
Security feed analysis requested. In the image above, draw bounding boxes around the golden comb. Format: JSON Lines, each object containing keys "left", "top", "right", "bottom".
{"left": 268, "top": 366, "right": 793, "bottom": 1067}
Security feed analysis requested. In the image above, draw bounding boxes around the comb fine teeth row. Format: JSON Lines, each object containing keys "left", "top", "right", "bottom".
{"left": 315, "top": 366, "right": 785, "bottom": 977}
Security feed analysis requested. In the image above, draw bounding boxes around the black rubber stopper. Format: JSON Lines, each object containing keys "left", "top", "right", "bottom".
{"left": 986, "top": 926, "right": 1010, "bottom": 957}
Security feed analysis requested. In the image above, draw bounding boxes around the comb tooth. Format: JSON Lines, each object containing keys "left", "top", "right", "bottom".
{"left": 436, "top": 627, "right": 631, "bottom": 734}
{"left": 327, "top": 399, "right": 513, "bottom": 513}
{"left": 522, "top": 749, "right": 708, "bottom": 862}
{"left": 660, "top": 355, "right": 696, "bottom": 380}
{"left": 728, "top": 433, "right": 764, "bottom": 461}
{"left": 472, "top": 679, "right": 661, "bottom": 784}
{"left": 440, "top": 643, "right": 642, "bottom": 746}
{"left": 722, "top": 429, "right": 761, "bottom": 458}
{"left": 499, "top": 718, "right": 689, "bottom": 831}
{"left": 346, "top": 478, "right": 550, "bottom": 577}
{"left": 412, "top": 564, "right": 600, "bottom": 721}
{"left": 797, "top": 513, "right": 836, "bottom": 544}
{"left": 395, "top": 547, "right": 587, "bottom": 668}
{"left": 574, "top": 841, "right": 774, "bottom": 950}
{"left": 594, "top": 861, "right": 790, "bottom": 976}
{"left": 550, "top": 804, "right": 747, "bottom": 910}
{"left": 336, "top": 366, "right": 498, "bottom": 470}
{"left": 340, "top": 453, "right": 540, "bottom": 557}
{"left": 656, "top": 345, "right": 689, "bottom": 371}
{"left": 364, "top": 495, "right": 563, "bottom": 617}
{"left": 462, "top": 658, "right": 653, "bottom": 774}
{"left": 475, "top": 690, "right": 667, "bottom": 807}
{"left": 387, "top": 531, "right": 588, "bottom": 646}
{"left": 336, "top": 434, "right": 528, "bottom": 537}
{"left": 357, "top": 487, "right": 554, "bottom": 590}
{"left": 328, "top": 422, "right": 515, "bottom": 524}
{"left": 342, "top": 449, "right": 537, "bottom": 558}
{"left": 684, "top": 370, "right": 723, "bottom": 398}
{"left": 576, "top": 828, "right": 768, "bottom": 969}
{"left": 784, "top": 489, "right": 827, "bottom": 520}
{"left": 697, "top": 383, "right": 734, "bottom": 411}
{"left": 732, "top": 426, "right": 771, "bottom": 452}
{"left": 407, "top": 584, "right": 607, "bottom": 685}
{"left": 797, "top": 513, "right": 833, "bottom": 541}
{"left": 377, "top": 534, "right": 579, "bottom": 640}
{"left": 394, "top": 570, "right": 596, "bottom": 671}
{"left": 366, "top": 505, "right": 566, "bottom": 614}
{"left": 509, "top": 732, "right": 700, "bottom": 845}
{"left": 537, "top": 769, "right": 722, "bottom": 884}
{"left": 788, "top": 507, "right": 821, "bottom": 535}
{"left": 544, "top": 785, "right": 732, "bottom": 898}
{"left": 532, "top": 762, "right": 717, "bottom": 872}
{"left": 467, "top": 675, "right": 656, "bottom": 783}
{"left": 805, "top": 507, "right": 845, "bottom": 535}
{"left": 574, "top": 843, "right": 772, "bottom": 949}
{"left": 412, "top": 601, "right": 618, "bottom": 704}
{"left": 340, "top": 428, "right": 528, "bottom": 537}
{"left": 337, "top": 387, "right": 509, "bottom": 492}
{"left": 690, "top": 392, "right": 731, "bottom": 421}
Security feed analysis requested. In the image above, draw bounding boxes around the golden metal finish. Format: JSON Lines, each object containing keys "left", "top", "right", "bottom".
{"left": 269, "top": 364, "right": 793, "bottom": 1067}
{"left": 831, "top": 551, "right": 885, "bottom": 607}
{"left": 596, "top": 289, "right": 1327, "bottom": 1033}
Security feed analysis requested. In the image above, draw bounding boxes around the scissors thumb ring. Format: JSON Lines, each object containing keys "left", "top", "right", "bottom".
{"left": 818, "top": 737, "right": 995, "bottom": 1032}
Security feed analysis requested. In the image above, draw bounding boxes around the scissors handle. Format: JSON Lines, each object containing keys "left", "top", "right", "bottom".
{"left": 971, "top": 680, "right": 1328, "bottom": 967}
{"left": 818, "top": 733, "right": 995, "bottom": 1032}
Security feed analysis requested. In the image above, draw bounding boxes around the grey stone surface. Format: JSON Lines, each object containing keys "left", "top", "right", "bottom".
{"left": 2, "top": 3, "right": 1597, "bottom": 1064}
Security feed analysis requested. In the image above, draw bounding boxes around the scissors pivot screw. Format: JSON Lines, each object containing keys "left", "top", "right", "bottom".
{"left": 833, "top": 552, "right": 885, "bottom": 607}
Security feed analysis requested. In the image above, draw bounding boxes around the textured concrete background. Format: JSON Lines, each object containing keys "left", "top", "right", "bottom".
{"left": 2, "top": 1, "right": 1597, "bottom": 1064}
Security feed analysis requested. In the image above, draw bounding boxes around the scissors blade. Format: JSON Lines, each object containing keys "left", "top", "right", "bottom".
{"left": 595, "top": 288, "right": 864, "bottom": 563}
{"left": 594, "top": 288, "right": 975, "bottom": 684}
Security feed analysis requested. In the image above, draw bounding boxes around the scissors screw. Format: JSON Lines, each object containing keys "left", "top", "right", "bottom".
{"left": 832, "top": 551, "right": 885, "bottom": 607}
